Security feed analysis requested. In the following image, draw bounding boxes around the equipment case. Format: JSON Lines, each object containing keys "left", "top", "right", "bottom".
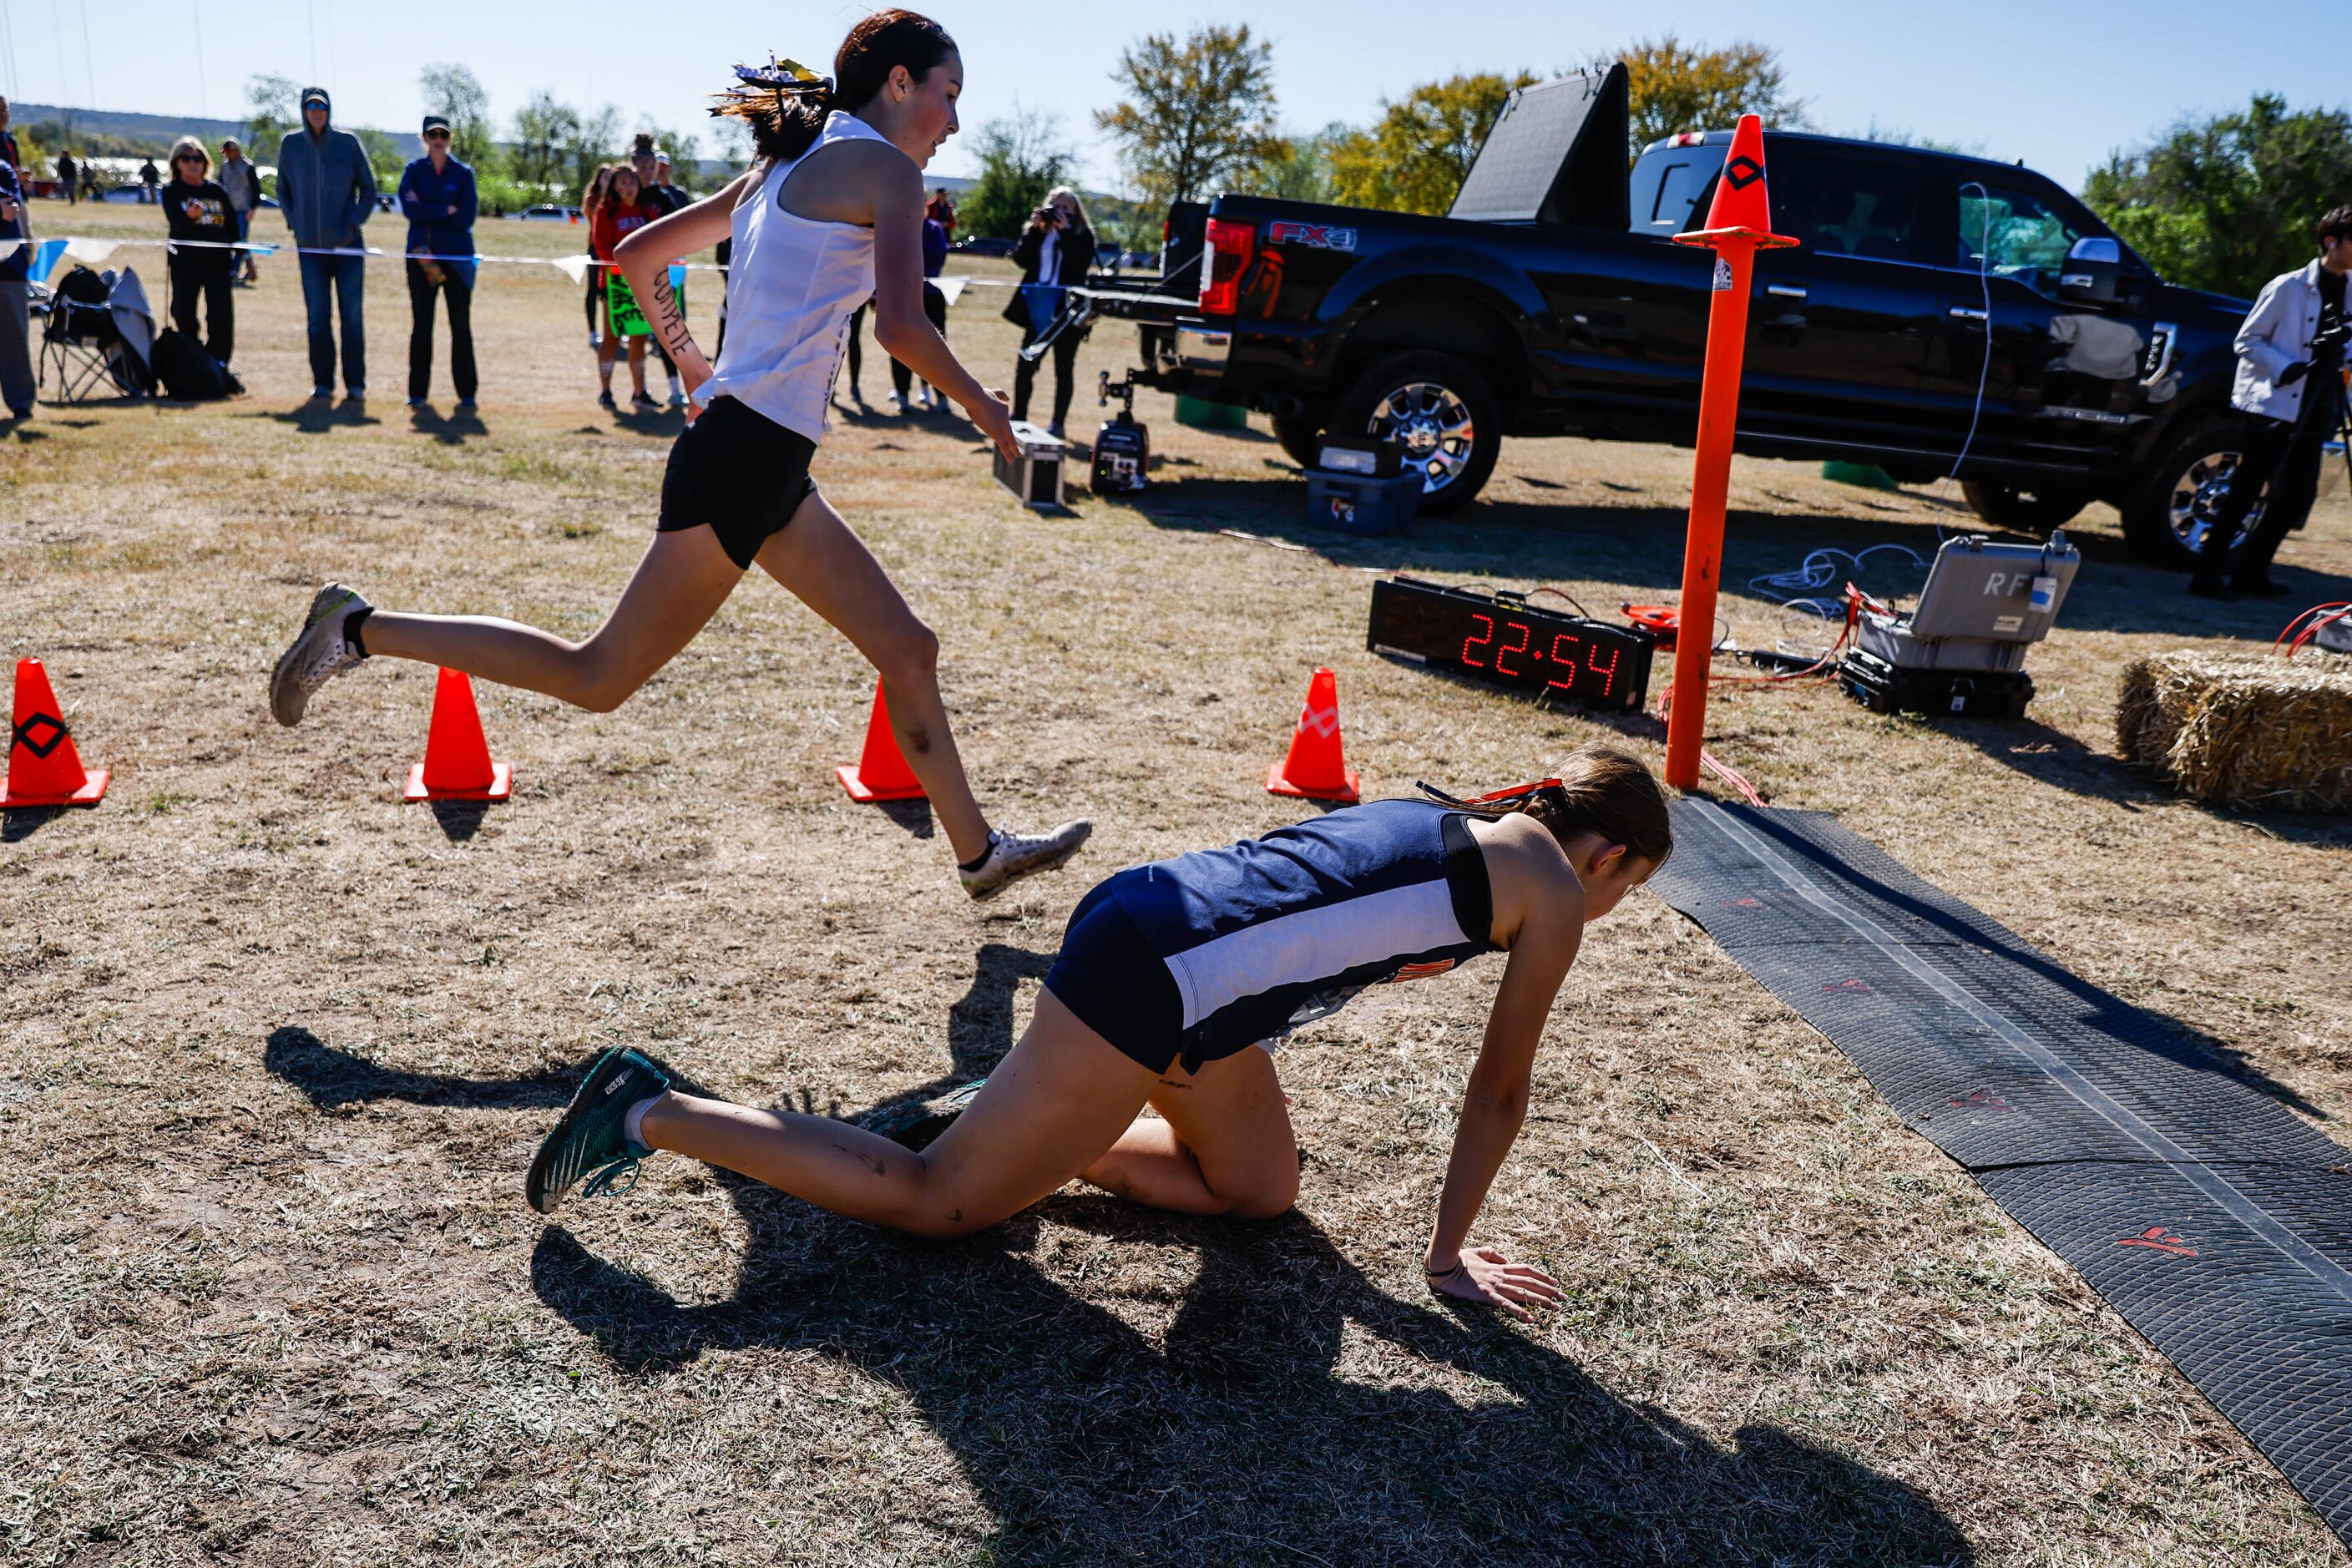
{"left": 994, "top": 421, "right": 1066, "bottom": 509}
{"left": 1307, "top": 469, "right": 1421, "bottom": 534}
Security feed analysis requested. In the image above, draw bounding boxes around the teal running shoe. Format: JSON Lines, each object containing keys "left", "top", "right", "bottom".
{"left": 527, "top": 1048, "right": 671, "bottom": 1215}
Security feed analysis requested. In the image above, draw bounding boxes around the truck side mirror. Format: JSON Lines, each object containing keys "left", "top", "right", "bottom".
{"left": 2058, "top": 236, "right": 2121, "bottom": 306}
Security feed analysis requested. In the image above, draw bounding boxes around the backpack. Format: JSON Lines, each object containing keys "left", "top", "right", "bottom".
{"left": 149, "top": 328, "right": 242, "bottom": 401}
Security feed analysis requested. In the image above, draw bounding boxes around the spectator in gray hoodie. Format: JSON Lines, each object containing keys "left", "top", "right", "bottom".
{"left": 276, "top": 85, "right": 377, "bottom": 402}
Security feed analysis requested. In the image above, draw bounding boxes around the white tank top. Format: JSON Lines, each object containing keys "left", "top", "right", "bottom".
{"left": 700, "top": 111, "right": 890, "bottom": 441}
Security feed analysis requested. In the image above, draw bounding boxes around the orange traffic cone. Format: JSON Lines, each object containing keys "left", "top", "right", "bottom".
{"left": 1266, "top": 666, "right": 1359, "bottom": 803}
{"left": 837, "top": 679, "right": 926, "bottom": 802}
{"left": 402, "top": 668, "right": 513, "bottom": 802}
{"left": 3, "top": 657, "right": 108, "bottom": 808}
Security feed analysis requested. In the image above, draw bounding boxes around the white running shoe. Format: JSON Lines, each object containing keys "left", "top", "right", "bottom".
{"left": 886, "top": 391, "right": 906, "bottom": 413}
{"left": 959, "top": 821, "right": 1093, "bottom": 900}
{"left": 269, "top": 582, "right": 372, "bottom": 727}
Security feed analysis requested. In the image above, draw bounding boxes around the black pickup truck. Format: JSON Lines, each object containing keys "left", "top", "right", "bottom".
{"left": 1092, "top": 66, "right": 2258, "bottom": 569}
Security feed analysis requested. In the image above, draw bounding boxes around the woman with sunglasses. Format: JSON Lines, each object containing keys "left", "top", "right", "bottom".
{"left": 528, "top": 747, "right": 1672, "bottom": 1320}
{"left": 161, "top": 137, "right": 239, "bottom": 368}
{"left": 397, "top": 114, "right": 479, "bottom": 411}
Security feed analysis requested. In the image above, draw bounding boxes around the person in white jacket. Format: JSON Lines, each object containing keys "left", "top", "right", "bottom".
{"left": 2190, "top": 205, "right": 2351, "bottom": 598}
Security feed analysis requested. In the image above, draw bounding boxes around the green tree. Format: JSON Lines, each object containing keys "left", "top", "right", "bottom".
{"left": 1329, "top": 74, "right": 1535, "bottom": 215}
{"left": 1095, "top": 23, "right": 1284, "bottom": 207}
{"left": 2083, "top": 94, "right": 2352, "bottom": 299}
{"left": 959, "top": 105, "right": 1074, "bottom": 238}
{"left": 1257, "top": 121, "right": 1350, "bottom": 205}
{"left": 352, "top": 127, "right": 403, "bottom": 190}
{"left": 245, "top": 73, "right": 300, "bottom": 154}
{"left": 567, "top": 106, "right": 624, "bottom": 197}
{"left": 633, "top": 123, "right": 706, "bottom": 192}
{"left": 419, "top": 62, "right": 498, "bottom": 173}
{"left": 1603, "top": 34, "right": 1808, "bottom": 157}
{"left": 510, "top": 90, "right": 579, "bottom": 198}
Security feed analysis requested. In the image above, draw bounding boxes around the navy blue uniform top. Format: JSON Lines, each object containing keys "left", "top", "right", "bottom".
{"left": 1107, "top": 798, "right": 1497, "bottom": 1065}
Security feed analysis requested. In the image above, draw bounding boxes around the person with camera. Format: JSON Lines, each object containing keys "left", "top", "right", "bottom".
{"left": 1004, "top": 185, "right": 1092, "bottom": 437}
{"left": 2190, "top": 205, "right": 2352, "bottom": 599}
{"left": 161, "top": 137, "right": 239, "bottom": 369}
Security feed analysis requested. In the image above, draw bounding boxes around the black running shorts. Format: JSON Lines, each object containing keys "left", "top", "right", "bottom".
{"left": 1043, "top": 871, "right": 1194, "bottom": 1076}
{"left": 657, "top": 395, "right": 818, "bottom": 569}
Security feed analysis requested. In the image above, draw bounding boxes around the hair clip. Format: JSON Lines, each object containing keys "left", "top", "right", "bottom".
{"left": 731, "top": 56, "right": 832, "bottom": 94}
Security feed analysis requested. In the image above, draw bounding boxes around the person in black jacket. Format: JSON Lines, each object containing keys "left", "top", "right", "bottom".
{"left": 1006, "top": 185, "right": 1093, "bottom": 436}
{"left": 161, "top": 137, "right": 237, "bottom": 367}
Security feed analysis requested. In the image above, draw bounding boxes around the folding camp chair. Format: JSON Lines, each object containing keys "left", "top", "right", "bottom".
{"left": 38, "top": 265, "right": 154, "bottom": 403}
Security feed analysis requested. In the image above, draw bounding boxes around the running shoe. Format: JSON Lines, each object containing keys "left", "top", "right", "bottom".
{"left": 631, "top": 391, "right": 661, "bottom": 412}
{"left": 860, "top": 1080, "right": 984, "bottom": 1152}
{"left": 268, "top": 582, "right": 372, "bottom": 728}
{"left": 527, "top": 1047, "right": 672, "bottom": 1215}
{"left": 959, "top": 820, "right": 1094, "bottom": 900}
{"left": 454, "top": 399, "right": 478, "bottom": 415}
{"left": 598, "top": 388, "right": 617, "bottom": 411}
{"left": 886, "top": 391, "right": 905, "bottom": 413}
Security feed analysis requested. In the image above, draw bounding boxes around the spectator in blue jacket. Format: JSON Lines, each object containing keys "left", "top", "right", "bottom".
{"left": 276, "top": 85, "right": 377, "bottom": 402}
{"left": 398, "top": 114, "right": 478, "bottom": 410}
{"left": 0, "top": 151, "right": 33, "bottom": 420}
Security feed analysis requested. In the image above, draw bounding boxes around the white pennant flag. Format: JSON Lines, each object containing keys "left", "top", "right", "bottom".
{"left": 63, "top": 237, "right": 119, "bottom": 266}
{"left": 934, "top": 276, "right": 968, "bottom": 308}
{"left": 549, "top": 254, "right": 594, "bottom": 285}
{"left": 0, "top": 240, "right": 20, "bottom": 264}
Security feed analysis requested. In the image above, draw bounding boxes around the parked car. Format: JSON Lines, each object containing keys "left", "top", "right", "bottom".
{"left": 515, "top": 204, "right": 581, "bottom": 223}
{"left": 949, "top": 235, "right": 1014, "bottom": 260}
{"left": 1090, "top": 67, "right": 2256, "bottom": 567}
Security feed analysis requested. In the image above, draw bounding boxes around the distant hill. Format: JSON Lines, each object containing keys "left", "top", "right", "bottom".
{"left": 11, "top": 100, "right": 426, "bottom": 161}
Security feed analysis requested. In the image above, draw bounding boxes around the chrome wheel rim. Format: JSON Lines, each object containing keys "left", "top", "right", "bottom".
{"left": 1367, "top": 381, "right": 1474, "bottom": 494}
{"left": 2170, "top": 448, "right": 2259, "bottom": 555}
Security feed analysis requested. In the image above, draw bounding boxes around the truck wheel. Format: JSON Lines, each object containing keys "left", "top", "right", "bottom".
{"left": 1272, "top": 412, "right": 1324, "bottom": 470}
{"left": 1332, "top": 351, "right": 1501, "bottom": 516}
{"left": 2122, "top": 419, "right": 2257, "bottom": 571}
{"left": 1959, "top": 480, "right": 2092, "bottom": 532}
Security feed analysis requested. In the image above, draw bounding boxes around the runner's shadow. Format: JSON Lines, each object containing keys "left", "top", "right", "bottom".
{"left": 529, "top": 1190, "right": 1972, "bottom": 1565}
{"left": 265, "top": 1026, "right": 582, "bottom": 1111}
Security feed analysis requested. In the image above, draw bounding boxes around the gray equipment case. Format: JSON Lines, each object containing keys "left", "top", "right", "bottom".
{"left": 1839, "top": 531, "right": 2078, "bottom": 718}
{"left": 1853, "top": 531, "right": 2080, "bottom": 673}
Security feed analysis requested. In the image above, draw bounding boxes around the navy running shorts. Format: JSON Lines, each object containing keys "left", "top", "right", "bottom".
{"left": 1044, "top": 870, "right": 1194, "bottom": 1076}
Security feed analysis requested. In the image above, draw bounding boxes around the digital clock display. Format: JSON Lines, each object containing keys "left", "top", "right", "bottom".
{"left": 1366, "top": 577, "right": 1657, "bottom": 712}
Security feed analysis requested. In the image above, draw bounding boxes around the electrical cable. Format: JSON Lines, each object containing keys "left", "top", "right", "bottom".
{"left": 1945, "top": 181, "right": 1995, "bottom": 487}
{"left": 2276, "top": 602, "right": 2352, "bottom": 658}
{"left": 1528, "top": 585, "right": 1592, "bottom": 618}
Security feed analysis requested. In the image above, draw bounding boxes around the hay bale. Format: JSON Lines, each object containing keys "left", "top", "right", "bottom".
{"left": 2116, "top": 650, "right": 2352, "bottom": 812}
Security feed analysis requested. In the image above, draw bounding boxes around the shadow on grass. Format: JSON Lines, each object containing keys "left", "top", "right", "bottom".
{"left": 407, "top": 405, "right": 490, "bottom": 446}
{"left": 243, "top": 400, "right": 380, "bottom": 434}
{"left": 427, "top": 800, "right": 489, "bottom": 842}
{"left": 2, "top": 805, "right": 73, "bottom": 841}
{"left": 266, "top": 941, "right": 1973, "bottom": 1565}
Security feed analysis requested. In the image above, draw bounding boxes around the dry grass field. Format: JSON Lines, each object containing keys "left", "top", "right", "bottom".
{"left": 3, "top": 200, "right": 2348, "bottom": 1567}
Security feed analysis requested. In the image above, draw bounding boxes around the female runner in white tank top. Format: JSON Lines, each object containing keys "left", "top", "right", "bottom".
{"left": 266, "top": 10, "right": 1089, "bottom": 898}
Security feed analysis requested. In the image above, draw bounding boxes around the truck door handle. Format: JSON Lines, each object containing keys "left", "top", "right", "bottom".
{"left": 1766, "top": 284, "right": 1807, "bottom": 300}
{"left": 1948, "top": 306, "right": 1989, "bottom": 322}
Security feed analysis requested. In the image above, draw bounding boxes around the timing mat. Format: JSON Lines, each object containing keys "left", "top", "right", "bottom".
{"left": 1650, "top": 800, "right": 2352, "bottom": 1549}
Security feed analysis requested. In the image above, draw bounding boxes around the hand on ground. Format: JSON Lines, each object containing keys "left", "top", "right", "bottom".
{"left": 1429, "top": 1246, "right": 1564, "bottom": 1323}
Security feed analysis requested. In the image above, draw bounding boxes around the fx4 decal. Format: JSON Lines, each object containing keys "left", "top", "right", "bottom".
{"left": 1269, "top": 220, "right": 1358, "bottom": 251}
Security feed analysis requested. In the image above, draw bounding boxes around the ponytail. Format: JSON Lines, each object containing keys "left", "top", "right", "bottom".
{"left": 1421, "top": 744, "right": 1672, "bottom": 868}
{"left": 714, "top": 11, "right": 958, "bottom": 166}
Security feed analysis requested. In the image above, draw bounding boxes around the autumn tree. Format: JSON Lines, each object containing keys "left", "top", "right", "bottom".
{"left": 1329, "top": 73, "right": 1536, "bottom": 215}
{"left": 2084, "top": 94, "right": 2352, "bottom": 299}
{"left": 1604, "top": 34, "right": 1808, "bottom": 156}
{"left": 1095, "top": 23, "right": 1284, "bottom": 206}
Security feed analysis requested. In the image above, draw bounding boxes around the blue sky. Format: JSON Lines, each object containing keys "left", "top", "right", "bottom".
{"left": 2, "top": 0, "right": 2345, "bottom": 194}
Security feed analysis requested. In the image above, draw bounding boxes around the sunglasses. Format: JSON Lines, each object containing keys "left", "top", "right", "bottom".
{"left": 175, "top": 154, "right": 204, "bottom": 164}
{"left": 425, "top": 129, "right": 452, "bottom": 140}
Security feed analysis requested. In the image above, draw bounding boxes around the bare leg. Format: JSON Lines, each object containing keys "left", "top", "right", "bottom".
{"left": 596, "top": 332, "right": 616, "bottom": 390}
{"left": 638, "top": 989, "right": 1158, "bottom": 1237}
{"left": 628, "top": 339, "right": 648, "bottom": 398}
{"left": 1079, "top": 1043, "right": 1299, "bottom": 1218}
{"left": 753, "top": 488, "right": 993, "bottom": 862}
{"left": 361, "top": 525, "right": 743, "bottom": 711}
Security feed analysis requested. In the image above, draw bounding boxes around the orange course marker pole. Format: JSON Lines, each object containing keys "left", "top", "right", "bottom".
{"left": 1663, "top": 114, "right": 1798, "bottom": 792}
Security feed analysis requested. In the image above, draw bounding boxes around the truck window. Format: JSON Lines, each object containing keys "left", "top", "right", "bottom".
{"left": 1955, "top": 183, "right": 2085, "bottom": 294}
{"left": 1772, "top": 152, "right": 1925, "bottom": 263}
{"left": 1642, "top": 159, "right": 1716, "bottom": 234}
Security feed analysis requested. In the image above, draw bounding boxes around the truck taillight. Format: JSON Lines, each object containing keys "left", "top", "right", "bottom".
{"left": 1200, "top": 217, "right": 1256, "bottom": 316}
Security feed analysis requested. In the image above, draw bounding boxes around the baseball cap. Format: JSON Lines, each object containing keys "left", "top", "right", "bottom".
{"left": 421, "top": 114, "right": 451, "bottom": 136}
{"left": 301, "top": 87, "right": 329, "bottom": 109}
